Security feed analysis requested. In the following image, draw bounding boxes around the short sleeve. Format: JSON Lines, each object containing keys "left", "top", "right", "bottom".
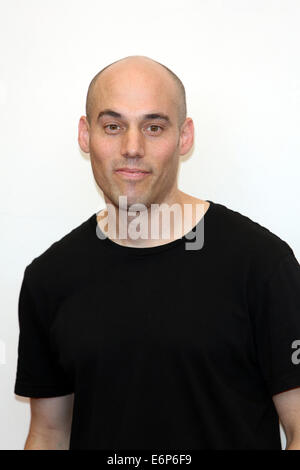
{"left": 252, "top": 252, "right": 300, "bottom": 397}
{"left": 14, "top": 266, "right": 74, "bottom": 398}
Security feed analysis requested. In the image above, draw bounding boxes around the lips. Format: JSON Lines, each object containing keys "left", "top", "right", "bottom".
{"left": 115, "top": 168, "right": 151, "bottom": 180}
{"left": 116, "top": 168, "right": 150, "bottom": 173}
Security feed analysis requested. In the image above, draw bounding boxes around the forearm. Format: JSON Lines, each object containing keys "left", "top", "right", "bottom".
{"left": 285, "top": 440, "right": 300, "bottom": 450}
{"left": 24, "top": 429, "right": 70, "bottom": 450}
{"left": 285, "top": 432, "right": 300, "bottom": 450}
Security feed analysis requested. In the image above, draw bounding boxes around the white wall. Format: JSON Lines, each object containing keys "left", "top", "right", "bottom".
{"left": 1, "top": 0, "right": 299, "bottom": 450}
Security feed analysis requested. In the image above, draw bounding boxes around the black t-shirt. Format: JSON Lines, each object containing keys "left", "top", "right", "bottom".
{"left": 14, "top": 200, "right": 300, "bottom": 450}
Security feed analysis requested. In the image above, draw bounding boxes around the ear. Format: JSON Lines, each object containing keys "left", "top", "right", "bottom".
{"left": 78, "top": 116, "right": 90, "bottom": 153}
{"left": 178, "top": 118, "right": 194, "bottom": 156}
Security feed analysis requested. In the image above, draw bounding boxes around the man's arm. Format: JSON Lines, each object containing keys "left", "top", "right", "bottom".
{"left": 24, "top": 393, "right": 74, "bottom": 450}
{"left": 272, "top": 387, "right": 300, "bottom": 450}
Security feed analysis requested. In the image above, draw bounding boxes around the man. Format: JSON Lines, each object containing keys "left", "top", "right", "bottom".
{"left": 14, "top": 55, "right": 300, "bottom": 450}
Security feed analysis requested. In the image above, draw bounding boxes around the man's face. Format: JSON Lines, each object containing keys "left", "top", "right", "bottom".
{"left": 80, "top": 62, "right": 190, "bottom": 211}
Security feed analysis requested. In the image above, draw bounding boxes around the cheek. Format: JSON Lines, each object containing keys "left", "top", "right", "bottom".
{"left": 151, "top": 139, "right": 178, "bottom": 168}
{"left": 89, "top": 132, "right": 178, "bottom": 170}
{"left": 89, "top": 136, "right": 116, "bottom": 167}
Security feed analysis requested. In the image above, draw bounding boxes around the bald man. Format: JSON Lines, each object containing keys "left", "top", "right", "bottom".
{"left": 14, "top": 55, "right": 300, "bottom": 450}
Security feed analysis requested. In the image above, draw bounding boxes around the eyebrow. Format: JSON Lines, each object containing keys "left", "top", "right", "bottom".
{"left": 97, "top": 109, "right": 171, "bottom": 123}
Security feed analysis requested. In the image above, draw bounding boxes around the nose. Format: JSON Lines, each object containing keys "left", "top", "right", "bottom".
{"left": 120, "top": 126, "right": 145, "bottom": 159}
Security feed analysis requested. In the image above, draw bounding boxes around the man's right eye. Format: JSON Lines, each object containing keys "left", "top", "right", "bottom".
{"left": 104, "top": 124, "right": 121, "bottom": 133}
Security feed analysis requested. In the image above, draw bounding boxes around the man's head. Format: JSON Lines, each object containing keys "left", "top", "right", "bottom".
{"left": 85, "top": 56, "right": 187, "bottom": 129}
{"left": 78, "top": 55, "right": 194, "bottom": 210}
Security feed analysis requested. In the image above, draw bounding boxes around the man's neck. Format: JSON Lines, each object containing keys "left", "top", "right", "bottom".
{"left": 97, "top": 190, "right": 210, "bottom": 248}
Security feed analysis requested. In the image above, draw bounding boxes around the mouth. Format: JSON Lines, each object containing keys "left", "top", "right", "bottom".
{"left": 115, "top": 168, "right": 151, "bottom": 180}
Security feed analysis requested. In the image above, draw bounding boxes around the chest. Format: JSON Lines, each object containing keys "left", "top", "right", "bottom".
{"left": 49, "top": 257, "right": 253, "bottom": 377}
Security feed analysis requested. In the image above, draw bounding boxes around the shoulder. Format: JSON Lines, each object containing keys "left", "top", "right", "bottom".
{"left": 210, "top": 200, "right": 295, "bottom": 278}
{"left": 24, "top": 213, "right": 96, "bottom": 282}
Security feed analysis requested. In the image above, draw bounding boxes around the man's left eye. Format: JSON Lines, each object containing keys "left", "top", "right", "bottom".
{"left": 147, "top": 125, "right": 162, "bottom": 133}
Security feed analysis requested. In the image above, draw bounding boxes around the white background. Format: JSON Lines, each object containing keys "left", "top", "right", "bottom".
{"left": 1, "top": 0, "right": 299, "bottom": 450}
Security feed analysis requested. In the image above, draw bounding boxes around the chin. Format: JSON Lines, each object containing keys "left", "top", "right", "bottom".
{"left": 119, "top": 195, "right": 150, "bottom": 212}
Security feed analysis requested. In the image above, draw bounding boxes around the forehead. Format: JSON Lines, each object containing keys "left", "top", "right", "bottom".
{"left": 92, "top": 67, "right": 179, "bottom": 117}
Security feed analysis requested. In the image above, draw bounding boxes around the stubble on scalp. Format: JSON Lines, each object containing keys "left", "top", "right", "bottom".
{"left": 85, "top": 55, "right": 187, "bottom": 129}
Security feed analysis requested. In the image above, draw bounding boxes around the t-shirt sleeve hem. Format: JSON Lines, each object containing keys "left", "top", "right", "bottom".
{"left": 269, "top": 372, "right": 300, "bottom": 397}
{"left": 14, "top": 381, "right": 74, "bottom": 398}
